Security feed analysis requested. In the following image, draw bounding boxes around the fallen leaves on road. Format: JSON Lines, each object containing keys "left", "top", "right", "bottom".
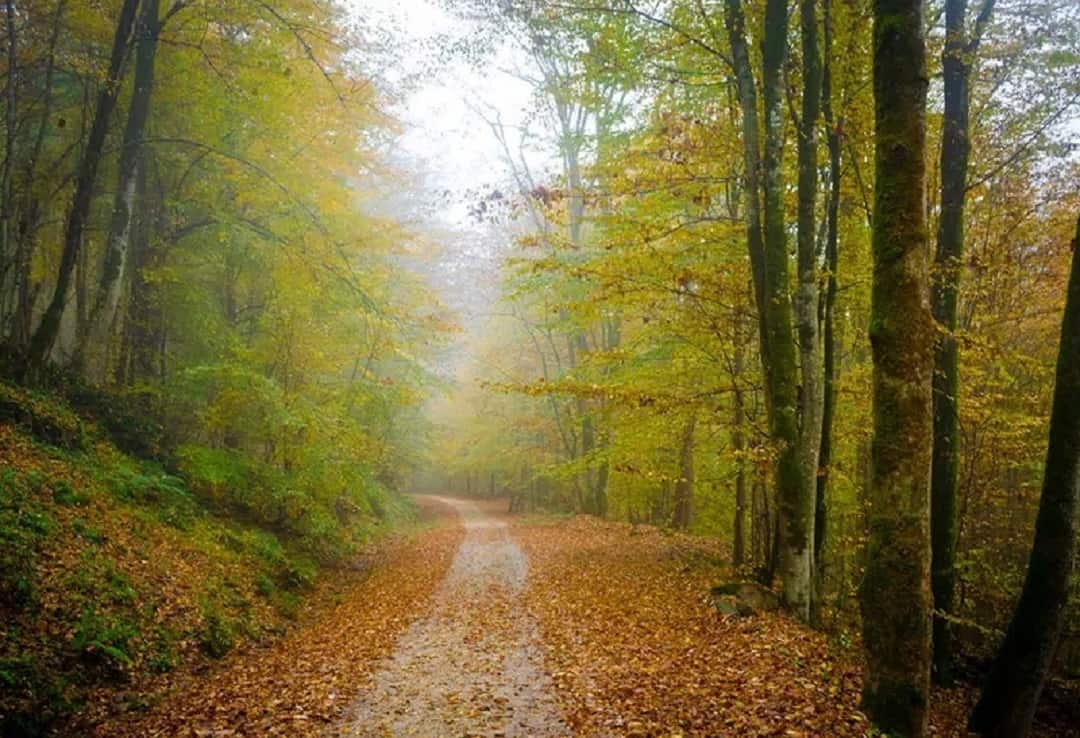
{"left": 333, "top": 498, "right": 567, "bottom": 738}
{"left": 78, "top": 503, "right": 1077, "bottom": 738}
{"left": 514, "top": 515, "right": 1033, "bottom": 738}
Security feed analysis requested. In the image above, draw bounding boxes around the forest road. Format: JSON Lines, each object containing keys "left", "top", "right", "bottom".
{"left": 330, "top": 496, "right": 570, "bottom": 738}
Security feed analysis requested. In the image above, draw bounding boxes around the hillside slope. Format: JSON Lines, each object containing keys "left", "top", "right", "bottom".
{"left": 0, "top": 381, "right": 415, "bottom": 736}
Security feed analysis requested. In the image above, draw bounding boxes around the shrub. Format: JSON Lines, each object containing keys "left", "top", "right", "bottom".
{"left": 147, "top": 628, "right": 180, "bottom": 674}
{"left": 280, "top": 555, "right": 317, "bottom": 592}
{"left": 254, "top": 574, "right": 276, "bottom": 598}
{"left": 64, "top": 383, "right": 164, "bottom": 459}
{"left": 271, "top": 590, "right": 301, "bottom": 621}
{"left": 71, "top": 607, "right": 137, "bottom": 673}
{"left": 51, "top": 480, "right": 88, "bottom": 507}
{"left": 198, "top": 607, "right": 235, "bottom": 659}
{"left": 72, "top": 517, "right": 105, "bottom": 545}
{"left": 106, "top": 466, "right": 199, "bottom": 530}
{"left": 0, "top": 381, "right": 85, "bottom": 450}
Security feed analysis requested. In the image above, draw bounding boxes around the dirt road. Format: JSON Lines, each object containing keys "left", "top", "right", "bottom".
{"left": 332, "top": 497, "right": 568, "bottom": 737}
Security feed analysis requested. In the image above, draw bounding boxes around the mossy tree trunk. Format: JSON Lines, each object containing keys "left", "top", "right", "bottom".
{"left": 968, "top": 215, "right": 1080, "bottom": 737}
{"left": 859, "top": 0, "right": 935, "bottom": 732}
{"left": 931, "top": 0, "right": 994, "bottom": 685}
{"left": 762, "top": 0, "right": 812, "bottom": 622}
{"left": 722, "top": 0, "right": 767, "bottom": 372}
{"left": 814, "top": 0, "right": 842, "bottom": 623}
{"left": 725, "top": 0, "right": 812, "bottom": 621}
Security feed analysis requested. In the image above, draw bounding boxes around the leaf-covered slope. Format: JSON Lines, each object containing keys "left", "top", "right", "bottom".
{"left": 0, "top": 382, "right": 417, "bottom": 736}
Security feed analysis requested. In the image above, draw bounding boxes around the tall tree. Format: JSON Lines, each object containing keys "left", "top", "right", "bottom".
{"left": 969, "top": 214, "right": 1080, "bottom": 737}
{"left": 1, "top": 0, "right": 16, "bottom": 287}
{"left": 859, "top": 0, "right": 935, "bottom": 731}
{"left": 24, "top": 0, "right": 141, "bottom": 371}
{"left": 77, "top": 0, "right": 167, "bottom": 374}
{"left": 814, "top": 0, "right": 843, "bottom": 621}
{"left": 8, "top": 0, "right": 67, "bottom": 350}
{"left": 762, "top": 0, "right": 813, "bottom": 621}
{"left": 796, "top": 0, "right": 825, "bottom": 616}
{"left": 725, "top": 0, "right": 813, "bottom": 620}
{"left": 930, "top": 0, "right": 995, "bottom": 685}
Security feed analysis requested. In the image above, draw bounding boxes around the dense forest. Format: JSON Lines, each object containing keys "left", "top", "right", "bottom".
{"left": 0, "top": 0, "right": 1077, "bottom": 736}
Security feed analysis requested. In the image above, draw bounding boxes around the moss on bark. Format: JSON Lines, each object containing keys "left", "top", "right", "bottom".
{"left": 860, "top": 0, "right": 935, "bottom": 733}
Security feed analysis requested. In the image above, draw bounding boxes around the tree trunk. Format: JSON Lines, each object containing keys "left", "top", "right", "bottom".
{"left": 815, "top": 0, "right": 842, "bottom": 624}
{"left": 672, "top": 413, "right": 697, "bottom": 530}
{"left": 78, "top": 0, "right": 160, "bottom": 375}
{"left": 724, "top": 0, "right": 808, "bottom": 620}
{"left": 723, "top": 0, "right": 768, "bottom": 370}
{"left": 126, "top": 164, "right": 161, "bottom": 384}
{"left": 653, "top": 478, "right": 671, "bottom": 526}
{"left": 1, "top": 0, "right": 16, "bottom": 304}
{"left": 24, "top": 0, "right": 141, "bottom": 371}
{"left": 859, "top": 0, "right": 934, "bottom": 732}
{"left": 931, "top": 0, "right": 994, "bottom": 686}
{"left": 9, "top": 0, "right": 66, "bottom": 349}
{"left": 761, "top": 0, "right": 811, "bottom": 621}
{"left": 968, "top": 215, "right": 1080, "bottom": 737}
{"left": 733, "top": 336, "right": 748, "bottom": 567}
{"left": 797, "top": 0, "right": 825, "bottom": 620}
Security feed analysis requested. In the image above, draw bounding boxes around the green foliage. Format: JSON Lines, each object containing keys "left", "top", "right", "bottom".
{"left": 176, "top": 442, "right": 390, "bottom": 563}
{"left": 0, "top": 382, "right": 85, "bottom": 450}
{"left": 105, "top": 463, "right": 201, "bottom": 531}
{"left": 198, "top": 605, "right": 236, "bottom": 659}
{"left": 0, "top": 654, "right": 73, "bottom": 738}
{"left": 71, "top": 607, "right": 138, "bottom": 672}
{"left": 0, "top": 376, "right": 426, "bottom": 733}
{"left": 65, "top": 383, "right": 165, "bottom": 460}
{"left": 147, "top": 627, "right": 181, "bottom": 675}
{"left": 270, "top": 589, "right": 302, "bottom": 621}
{"left": 72, "top": 517, "right": 105, "bottom": 545}
{"left": 254, "top": 574, "right": 276, "bottom": 598}
{"left": 51, "top": 480, "right": 88, "bottom": 507}
{"left": 0, "top": 469, "right": 54, "bottom": 610}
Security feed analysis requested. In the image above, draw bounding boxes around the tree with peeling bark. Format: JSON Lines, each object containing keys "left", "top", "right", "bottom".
{"left": 860, "top": 0, "right": 936, "bottom": 732}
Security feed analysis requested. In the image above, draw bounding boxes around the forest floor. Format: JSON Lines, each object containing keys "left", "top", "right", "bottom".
{"left": 92, "top": 496, "right": 1077, "bottom": 738}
